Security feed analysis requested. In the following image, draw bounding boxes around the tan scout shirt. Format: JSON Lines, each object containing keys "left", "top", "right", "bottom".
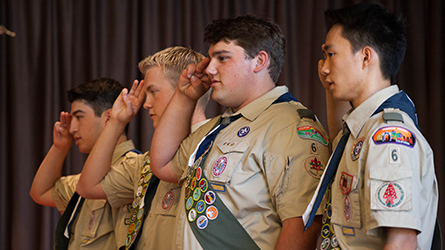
{"left": 171, "top": 86, "right": 330, "bottom": 250}
{"left": 330, "top": 85, "right": 438, "bottom": 249}
{"left": 52, "top": 140, "right": 139, "bottom": 249}
{"left": 101, "top": 122, "right": 207, "bottom": 250}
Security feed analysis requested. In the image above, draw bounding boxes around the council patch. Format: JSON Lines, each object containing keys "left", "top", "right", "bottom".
{"left": 373, "top": 126, "right": 415, "bottom": 148}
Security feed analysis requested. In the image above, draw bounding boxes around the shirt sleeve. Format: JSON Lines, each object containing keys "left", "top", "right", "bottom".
{"left": 52, "top": 174, "right": 80, "bottom": 213}
{"left": 101, "top": 152, "right": 145, "bottom": 208}
{"left": 265, "top": 118, "right": 330, "bottom": 221}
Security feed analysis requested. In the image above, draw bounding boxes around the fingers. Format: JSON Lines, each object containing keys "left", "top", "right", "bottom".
{"left": 194, "top": 57, "right": 210, "bottom": 76}
{"left": 136, "top": 80, "right": 146, "bottom": 102}
{"left": 128, "top": 79, "right": 139, "bottom": 96}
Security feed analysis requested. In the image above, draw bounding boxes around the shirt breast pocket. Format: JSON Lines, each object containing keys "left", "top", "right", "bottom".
{"left": 205, "top": 141, "right": 250, "bottom": 185}
{"left": 80, "top": 200, "right": 112, "bottom": 244}
{"left": 369, "top": 166, "right": 412, "bottom": 211}
{"left": 332, "top": 172, "right": 361, "bottom": 228}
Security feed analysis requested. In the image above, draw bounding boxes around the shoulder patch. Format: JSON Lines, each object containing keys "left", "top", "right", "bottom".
{"left": 297, "top": 109, "right": 316, "bottom": 121}
{"left": 372, "top": 126, "right": 415, "bottom": 148}
{"left": 297, "top": 125, "right": 328, "bottom": 146}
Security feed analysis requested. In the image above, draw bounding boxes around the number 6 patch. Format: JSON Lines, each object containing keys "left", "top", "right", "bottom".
{"left": 389, "top": 147, "right": 400, "bottom": 164}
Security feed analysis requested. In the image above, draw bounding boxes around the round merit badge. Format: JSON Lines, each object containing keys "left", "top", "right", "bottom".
{"left": 196, "top": 215, "right": 208, "bottom": 229}
{"left": 206, "top": 205, "right": 218, "bottom": 220}
{"left": 212, "top": 156, "right": 228, "bottom": 177}
{"left": 204, "top": 191, "right": 216, "bottom": 205}
{"left": 304, "top": 155, "right": 325, "bottom": 179}
{"left": 186, "top": 197, "right": 193, "bottom": 210}
{"left": 188, "top": 209, "right": 197, "bottom": 222}
{"left": 196, "top": 167, "right": 202, "bottom": 180}
{"left": 193, "top": 188, "right": 201, "bottom": 201}
{"left": 376, "top": 182, "right": 405, "bottom": 209}
{"left": 351, "top": 137, "right": 365, "bottom": 161}
{"left": 199, "top": 179, "right": 208, "bottom": 192}
{"left": 161, "top": 190, "right": 174, "bottom": 211}
{"left": 196, "top": 200, "right": 206, "bottom": 213}
{"left": 321, "top": 238, "right": 330, "bottom": 250}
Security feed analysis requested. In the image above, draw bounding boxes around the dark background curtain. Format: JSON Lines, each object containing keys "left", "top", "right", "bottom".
{"left": 0, "top": 0, "right": 443, "bottom": 249}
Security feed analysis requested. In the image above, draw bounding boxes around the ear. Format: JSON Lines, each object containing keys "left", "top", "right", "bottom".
{"left": 104, "top": 108, "right": 112, "bottom": 123}
{"left": 362, "top": 46, "right": 373, "bottom": 69}
{"left": 253, "top": 51, "right": 269, "bottom": 73}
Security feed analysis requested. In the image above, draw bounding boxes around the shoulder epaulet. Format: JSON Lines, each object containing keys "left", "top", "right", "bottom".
{"left": 297, "top": 109, "right": 316, "bottom": 121}
{"left": 382, "top": 112, "right": 404, "bottom": 123}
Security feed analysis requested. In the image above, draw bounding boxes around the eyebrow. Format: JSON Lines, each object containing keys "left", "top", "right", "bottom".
{"left": 71, "top": 110, "right": 85, "bottom": 116}
{"left": 210, "top": 49, "right": 231, "bottom": 58}
{"left": 322, "top": 44, "right": 333, "bottom": 51}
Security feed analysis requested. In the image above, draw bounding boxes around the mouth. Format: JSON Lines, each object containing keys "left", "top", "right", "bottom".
{"left": 149, "top": 114, "right": 156, "bottom": 120}
{"left": 73, "top": 136, "right": 80, "bottom": 145}
{"left": 210, "top": 80, "right": 220, "bottom": 88}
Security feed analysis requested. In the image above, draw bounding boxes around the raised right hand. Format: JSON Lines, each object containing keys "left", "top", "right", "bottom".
{"left": 177, "top": 57, "right": 211, "bottom": 102}
{"left": 53, "top": 111, "right": 73, "bottom": 150}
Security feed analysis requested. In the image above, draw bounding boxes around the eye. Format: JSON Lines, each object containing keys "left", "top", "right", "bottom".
{"left": 218, "top": 56, "right": 228, "bottom": 62}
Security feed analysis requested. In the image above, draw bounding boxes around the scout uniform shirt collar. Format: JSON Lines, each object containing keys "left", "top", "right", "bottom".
{"left": 221, "top": 86, "right": 289, "bottom": 121}
{"left": 111, "top": 140, "right": 136, "bottom": 164}
{"left": 343, "top": 85, "right": 399, "bottom": 139}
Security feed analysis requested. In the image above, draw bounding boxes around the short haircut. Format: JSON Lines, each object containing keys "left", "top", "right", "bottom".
{"left": 67, "top": 78, "right": 123, "bottom": 117}
{"left": 325, "top": 3, "right": 407, "bottom": 84}
{"left": 204, "top": 15, "right": 286, "bottom": 83}
{"left": 138, "top": 46, "right": 210, "bottom": 110}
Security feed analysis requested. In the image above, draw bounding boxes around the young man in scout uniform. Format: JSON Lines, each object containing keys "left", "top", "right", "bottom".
{"left": 76, "top": 47, "right": 211, "bottom": 249}
{"left": 306, "top": 3, "right": 438, "bottom": 249}
{"left": 150, "top": 16, "right": 330, "bottom": 249}
{"left": 30, "top": 78, "right": 141, "bottom": 249}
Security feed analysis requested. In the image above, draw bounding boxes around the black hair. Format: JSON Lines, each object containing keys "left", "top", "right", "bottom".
{"left": 325, "top": 3, "right": 407, "bottom": 84}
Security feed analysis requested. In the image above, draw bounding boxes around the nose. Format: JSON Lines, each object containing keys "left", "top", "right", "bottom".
{"left": 69, "top": 119, "right": 78, "bottom": 134}
{"left": 205, "top": 59, "right": 217, "bottom": 77}
{"left": 319, "top": 59, "right": 330, "bottom": 75}
{"left": 143, "top": 95, "right": 153, "bottom": 110}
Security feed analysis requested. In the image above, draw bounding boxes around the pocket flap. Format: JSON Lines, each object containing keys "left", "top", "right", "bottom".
{"left": 216, "top": 141, "right": 249, "bottom": 154}
{"left": 369, "top": 166, "right": 412, "bottom": 181}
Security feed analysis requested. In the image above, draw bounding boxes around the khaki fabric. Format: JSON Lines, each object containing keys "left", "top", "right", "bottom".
{"left": 52, "top": 140, "right": 138, "bottom": 249}
{"left": 171, "top": 86, "right": 330, "bottom": 250}
{"left": 101, "top": 122, "right": 207, "bottom": 250}
{"left": 330, "top": 86, "right": 438, "bottom": 250}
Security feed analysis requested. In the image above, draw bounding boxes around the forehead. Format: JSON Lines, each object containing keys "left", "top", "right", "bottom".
{"left": 323, "top": 25, "right": 351, "bottom": 50}
{"left": 70, "top": 100, "right": 95, "bottom": 115}
{"left": 208, "top": 40, "right": 244, "bottom": 56}
{"left": 144, "top": 66, "right": 174, "bottom": 89}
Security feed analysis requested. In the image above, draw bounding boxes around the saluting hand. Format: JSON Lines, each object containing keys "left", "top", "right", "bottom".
{"left": 111, "top": 79, "right": 146, "bottom": 125}
{"left": 177, "top": 57, "right": 211, "bottom": 102}
{"left": 53, "top": 111, "right": 73, "bottom": 150}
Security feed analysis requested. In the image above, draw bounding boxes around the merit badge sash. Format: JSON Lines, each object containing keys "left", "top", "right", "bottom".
{"left": 125, "top": 155, "right": 160, "bottom": 250}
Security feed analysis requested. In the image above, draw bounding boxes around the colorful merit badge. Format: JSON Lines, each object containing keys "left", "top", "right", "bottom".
{"left": 297, "top": 125, "right": 328, "bottom": 146}
{"left": 237, "top": 126, "right": 250, "bottom": 137}
{"left": 161, "top": 190, "right": 174, "bottom": 211}
{"left": 304, "top": 155, "right": 325, "bottom": 179}
{"left": 351, "top": 137, "right": 365, "bottom": 161}
{"left": 339, "top": 172, "right": 353, "bottom": 195}
{"left": 376, "top": 182, "right": 406, "bottom": 209}
{"left": 212, "top": 156, "right": 228, "bottom": 177}
{"left": 373, "top": 126, "right": 415, "bottom": 147}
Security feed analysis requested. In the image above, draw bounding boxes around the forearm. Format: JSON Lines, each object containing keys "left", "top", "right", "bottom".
{"left": 275, "top": 216, "right": 322, "bottom": 250}
{"left": 77, "top": 120, "right": 125, "bottom": 199}
{"left": 384, "top": 227, "right": 417, "bottom": 250}
{"left": 30, "top": 145, "right": 70, "bottom": 206}
{"left": 150, "top": 89, "right": 196, "bottom": 181}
